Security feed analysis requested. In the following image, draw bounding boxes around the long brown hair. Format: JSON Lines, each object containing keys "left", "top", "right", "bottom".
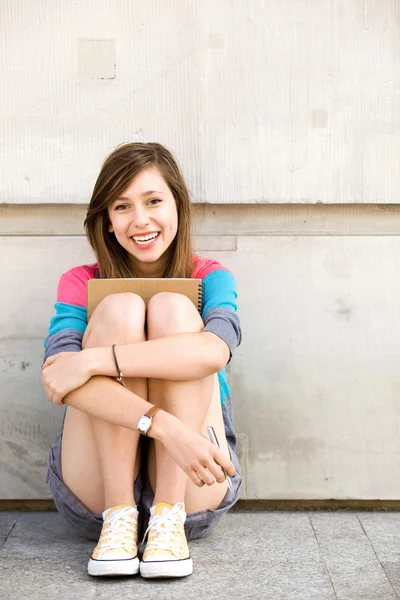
{"left": 84, "top": 143, "right": 193, "bottom": 278}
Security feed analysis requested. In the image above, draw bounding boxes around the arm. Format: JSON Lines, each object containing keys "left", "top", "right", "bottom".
{"left": 43, "top": 267, "right": 242, "bottom": 397}
{"left": 60, "top": 374, "right": 236, "bottom": 485}
{"left": 86, "top": 267, "right": 241, "bottom": 381}
{"left": 86, "top": 331, "right": 230, "bottom": 381}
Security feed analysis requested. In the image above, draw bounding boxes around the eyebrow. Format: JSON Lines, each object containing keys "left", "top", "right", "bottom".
{"left": 115, "top": 190, "right": 164, "bottom": 201}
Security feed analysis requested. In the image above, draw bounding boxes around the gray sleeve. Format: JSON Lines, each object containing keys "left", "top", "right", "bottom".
{"left": 202, "top": 307, "right": 242, "bottom": 358}
{"left": 44, "top": 329, "right": 83, "bottom": 363}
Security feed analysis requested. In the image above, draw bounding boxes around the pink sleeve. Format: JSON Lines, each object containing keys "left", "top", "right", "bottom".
{"left": 57, "top": 264, "right": 97, "bottom": 307}
{"left": 192, "top": 256, "right": 231, "bottom": 279}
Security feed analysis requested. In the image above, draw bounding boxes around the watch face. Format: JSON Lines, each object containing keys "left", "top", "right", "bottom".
{"left": 138, "top": 416, "right": 151, "bottom": 433}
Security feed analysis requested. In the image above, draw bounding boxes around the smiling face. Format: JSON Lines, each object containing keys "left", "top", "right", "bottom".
{"left": 107, "top": 166, "right": 179, "bottom": 277}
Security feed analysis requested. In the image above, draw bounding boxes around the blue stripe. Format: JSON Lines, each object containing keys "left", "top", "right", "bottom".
{"left": 217, "top": 368, "right": 230, "bottom": 406}
{"left": 201, "top": 270, "right": 238, "bottom": 317}
{"left": 45, "top": 302, "right": 87, "bottom": 345}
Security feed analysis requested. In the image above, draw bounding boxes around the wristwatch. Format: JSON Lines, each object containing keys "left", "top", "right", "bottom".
{"left": 137, "top": 405, "right": 162, "bottom": 436}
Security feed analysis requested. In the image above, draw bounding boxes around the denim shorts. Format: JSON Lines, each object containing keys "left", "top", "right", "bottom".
{"left": 46, "top": 397, "right": 242, "bottom": 542}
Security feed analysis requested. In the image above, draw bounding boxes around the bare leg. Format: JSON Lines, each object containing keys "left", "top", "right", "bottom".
{"left": 146, "top": 293, "right": 229, "bottom": 514}
{"left": 61, "top": 293, "right": 147, "bottom": 514}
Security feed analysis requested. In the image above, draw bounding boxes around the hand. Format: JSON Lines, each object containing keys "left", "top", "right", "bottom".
{"left": 42, "top": 351, "right": 93, "bottom": 405}
{"left": 157, "top": 413, "right": 236, "bottom": 487}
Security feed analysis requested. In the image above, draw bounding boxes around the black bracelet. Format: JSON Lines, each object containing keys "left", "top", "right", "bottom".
{"left": 112, "top": 344, "right": 125, "bottom": 387}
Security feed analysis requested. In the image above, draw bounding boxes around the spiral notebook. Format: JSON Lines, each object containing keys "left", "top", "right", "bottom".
{"left": 87, "top": 278, "right": 203, "bottom": 320}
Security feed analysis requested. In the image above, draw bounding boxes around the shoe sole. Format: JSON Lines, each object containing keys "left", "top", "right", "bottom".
{"left": 88, "top": 556, "right": 139, "bottom": 577}
{"left": 140, "top": 557, "right": 193, "bottom": 579}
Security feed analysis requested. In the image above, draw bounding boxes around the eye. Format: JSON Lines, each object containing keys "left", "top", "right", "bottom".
{"left": 114, "top": 203, "right": 129, "bottom": 211}
{"left": 148, "top": 198, "right": 161, "bottom": 206}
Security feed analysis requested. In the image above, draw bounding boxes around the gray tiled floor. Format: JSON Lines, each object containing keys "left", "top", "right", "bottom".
{"left": 1, "top": 511, "right": 400, "bottom": 600}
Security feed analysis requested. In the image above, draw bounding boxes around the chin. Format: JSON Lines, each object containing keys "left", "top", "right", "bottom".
{"left": 130, "top": 250, "right": 163, "bottom": 263}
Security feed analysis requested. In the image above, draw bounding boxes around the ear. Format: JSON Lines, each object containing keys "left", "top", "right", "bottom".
{"left": 108, "top": 223, "right": 114, "bottom": 233}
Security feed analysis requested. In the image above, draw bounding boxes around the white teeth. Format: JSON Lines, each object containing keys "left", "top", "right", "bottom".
{"left": 132, "top": 233, "right": 159, "bottom": 244}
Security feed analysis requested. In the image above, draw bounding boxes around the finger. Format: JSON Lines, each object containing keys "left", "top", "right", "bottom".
{"left": 187, "top": 468, "right": 205, "bottom": 487}
{"left": 194, "top": 464, "right": 216, "bottom": 486}
{"left": 201, "top": 456, "right": 226, "bottom": 483}
{"left": 42, "top": 369, "right": 53, "bottom": 388}
{"left": 185, "top": 464, "right": 205, "bottom": 487}
{"left": 204, "top": 468, "right": 217, "bottom": 485}
{"left": 207, "top": 462, "right": 226, "bottom": 484}
{"left": 43, "top": 383, "right": 63, "bottom": 406}
{"left": 42, "top": 356, "right": 56, "bottom": 369}
{"left": 195, "top": 471, "right": 207, "bottom": 487}
{"left": 53, "top": 392, "right": 64, "bottom": 406}
{"left": 213, "top": 447, "right": 236, "bottom": 477}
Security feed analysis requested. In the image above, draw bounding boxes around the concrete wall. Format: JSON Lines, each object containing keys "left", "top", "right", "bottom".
{"left": 1, "top": 1, "right": 400, "bottom": 500}
{"left": 2, "top": 0, "right": 400, "bottom": 205}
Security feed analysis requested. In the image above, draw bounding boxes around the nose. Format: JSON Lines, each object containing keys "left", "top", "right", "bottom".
{"left": 132, "top": 205, "right": 150, "bottom": 229}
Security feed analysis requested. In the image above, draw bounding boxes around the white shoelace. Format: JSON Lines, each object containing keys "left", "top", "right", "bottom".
{"left": 97, "top": 507, "right": 138, "bottom": 552}
{"left": 142, "top": 502, "right": 186, "bottom": 557}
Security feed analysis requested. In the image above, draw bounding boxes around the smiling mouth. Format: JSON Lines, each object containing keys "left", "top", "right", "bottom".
{"left": 131, "top": 232, "right": 160, "bottom": 246}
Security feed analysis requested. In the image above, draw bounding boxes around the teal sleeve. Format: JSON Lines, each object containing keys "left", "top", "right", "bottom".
{"left": 201, "top": 270, "right": 241, "bottom": 356}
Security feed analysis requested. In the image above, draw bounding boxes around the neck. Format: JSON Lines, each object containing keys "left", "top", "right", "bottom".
{"left": 131, "top": 252, "right": 171, "bottom": 279}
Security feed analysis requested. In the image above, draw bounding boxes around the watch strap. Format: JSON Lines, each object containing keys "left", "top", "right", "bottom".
{"left": 145, "top": 405, "right": 162, "bottom": 420}
{"left": 140, "top": 405, "right": 162, "bottom": 435}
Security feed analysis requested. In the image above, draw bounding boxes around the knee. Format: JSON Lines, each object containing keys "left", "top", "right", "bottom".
{"left": 86, "top": 293, "right": 146, "bottom": 340}
{"left": 147, "top": 292, "right": 203, "bottom": 338}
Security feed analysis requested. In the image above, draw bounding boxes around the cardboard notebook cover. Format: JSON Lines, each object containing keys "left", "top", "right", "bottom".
{"left": 87, "top": 278, "right": 203, "bottom": 320}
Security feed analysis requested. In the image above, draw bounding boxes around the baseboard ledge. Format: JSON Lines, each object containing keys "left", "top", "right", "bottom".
{"left": 2, "top": 499, "right": 400, "bottom": 512}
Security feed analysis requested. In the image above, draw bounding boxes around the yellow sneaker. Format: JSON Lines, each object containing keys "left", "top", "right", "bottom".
{"left": 140, "top": 502, "right": 193, "bottom": 578}
{"left": 88, "top": 505, "right": 139, "bottom": 577}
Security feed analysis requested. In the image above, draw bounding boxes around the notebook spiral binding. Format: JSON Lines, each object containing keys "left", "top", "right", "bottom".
{"left": 197, "top": 281, "right": 204, "bottom": 312}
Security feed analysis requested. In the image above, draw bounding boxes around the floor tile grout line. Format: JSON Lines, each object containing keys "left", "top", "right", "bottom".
{"left": 308, "top": 514, "right": 339, "bottom": 600}
{"left": 356, "top": 514, "right": 399, "bottom": 600}
{"left": 0, "top": 517, "right": 19, "bottom": 548}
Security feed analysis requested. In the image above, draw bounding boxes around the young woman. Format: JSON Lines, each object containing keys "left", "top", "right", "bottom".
{"left": 42, "top": 142, "right": 242, "bottom": 579}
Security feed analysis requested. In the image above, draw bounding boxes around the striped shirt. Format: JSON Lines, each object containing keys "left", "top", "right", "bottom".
{"left": 44, "top": 255, "right": 241, "bottom": 406}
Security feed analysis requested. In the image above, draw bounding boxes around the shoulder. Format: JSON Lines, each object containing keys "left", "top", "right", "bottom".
{"left": 191, "top": 255, "right": 232, "bottom": 280}
{"left": 57, "top": 263, "right": 98, "bottom": 306}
